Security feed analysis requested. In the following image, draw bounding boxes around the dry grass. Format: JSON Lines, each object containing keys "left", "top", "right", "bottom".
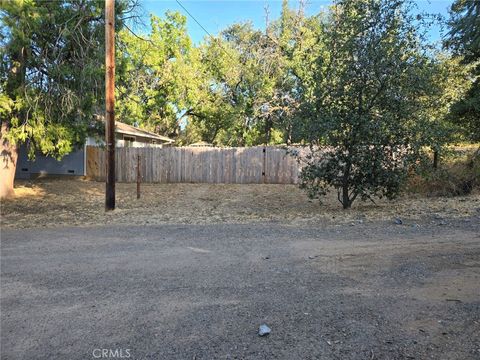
{"left": 408, "top": 147, "right": 480, "bottom": 196}
{"left": 11, "top": 185, "right": 46, "bottom": 199}
{"left": 1, "top": 178, "right": 479, "bottom": 229}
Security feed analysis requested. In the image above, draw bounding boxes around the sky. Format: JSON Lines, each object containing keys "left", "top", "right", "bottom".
{"left": 139, "top": 0, "right": 455, "bottom": 44}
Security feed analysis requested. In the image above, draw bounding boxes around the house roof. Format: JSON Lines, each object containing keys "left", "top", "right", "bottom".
{"left": 188, "top": 141, "right": 214, "bottom": 147}
{"left": 93, "top": 115, "right": 175, "bottom": 143}
{"left": 114, "top": 121, "right": 175, "bottom": 143}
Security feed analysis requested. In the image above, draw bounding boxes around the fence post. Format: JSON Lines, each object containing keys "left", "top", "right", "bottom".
{"left": 262, "top": 146, "right": 266, "bottom": 184}
{"left": 137, "top": 154, "right": 141, "bottom": 199}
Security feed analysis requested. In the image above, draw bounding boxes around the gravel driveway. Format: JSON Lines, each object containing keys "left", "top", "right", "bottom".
{"left": 1, "top": 219, "right": 479, "bottom": 359}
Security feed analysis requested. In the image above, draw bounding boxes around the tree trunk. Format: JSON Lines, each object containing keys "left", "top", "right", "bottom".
{"left": 433, "top": 150, "right": 439, "bottom": 169}
{"left": 0, "top": 122, "right": 18, "bottom": 199}
{"left": 1, "top": 39, "right": 25, "bottom": 199}
{"left": 342, "top": 183, "right": 351, "bottom": 209}
{"left": 286, "top": 123, "right": 292, "bottom": 145}
{"left": 341, "top": 159, "right": 352, "bottom": 209}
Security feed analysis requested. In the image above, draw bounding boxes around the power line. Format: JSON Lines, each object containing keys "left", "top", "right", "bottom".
{"left": 120, "top": 0, "right": 236, "bottom": 62}
{"left": 174, "top": 0, "right": 235, "bottom": 60}
{"left": 175, "top": 0, "right": 215, "bottom": 39}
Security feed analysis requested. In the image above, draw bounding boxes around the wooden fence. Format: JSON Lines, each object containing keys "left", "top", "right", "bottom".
{"left": 86, "top": 146, "right": 301, "bottom": 184}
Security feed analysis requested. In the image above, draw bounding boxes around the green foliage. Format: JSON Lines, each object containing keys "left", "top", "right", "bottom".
{"left": 416, "top": 53, "right": 473, "bottom": 162}
{"left": 0, "top": 0, "right": 133, "bottom": 159}
{"left": 117, "top": 3, "right": 318, "bottom": 146}
{"left": 445, "top": 0, "right": 480, "bottom": 141}
{"left": 296, "top": 0, "right": 443, "bottom": 209}
{"left": 189, "top": 22, "right": 289, "bottom": 146}
{"left": 446, "top": 0, "right": 480, "bottom": 62}
{"left": 116, "top": 11, "right": 196, "bottom": 138}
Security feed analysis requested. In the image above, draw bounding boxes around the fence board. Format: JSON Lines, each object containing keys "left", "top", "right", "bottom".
{"left": 86, "top": 145, "right": 301, "bottom": 184}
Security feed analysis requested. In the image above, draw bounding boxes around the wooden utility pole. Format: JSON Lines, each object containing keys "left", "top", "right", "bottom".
{"left": 105, "top": 0, "right": 115, "bottom": 210}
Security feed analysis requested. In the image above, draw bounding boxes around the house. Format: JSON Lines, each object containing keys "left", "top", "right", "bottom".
{"left": 188, "top": 141, "right": 214, "bottom": 147}
{"left": 87, "top": 121, "right": 175, "bottom": 148}
{"left": 15, "top": 120, "right": 174, "bottom": 179}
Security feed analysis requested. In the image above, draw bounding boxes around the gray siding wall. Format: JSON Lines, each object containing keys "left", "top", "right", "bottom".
{"left": 15, "top": 145, "right": 85, "bottom": 179}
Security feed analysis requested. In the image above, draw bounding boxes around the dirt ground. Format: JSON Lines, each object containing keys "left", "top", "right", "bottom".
{"left": 1, "top": 179, "right": 479, "bottom": 359}
{"left": 1, "top": 221, "right": 479, "bottom": 359}
{"left": 1, "top": 179, "right": 479, "bottom": 229}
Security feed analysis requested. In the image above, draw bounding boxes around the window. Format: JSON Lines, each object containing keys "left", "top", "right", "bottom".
{"left": 123, "top": 135, "right": 135, "bottom": 147}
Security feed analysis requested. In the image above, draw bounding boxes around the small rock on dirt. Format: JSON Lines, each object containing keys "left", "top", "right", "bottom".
{"left": 258, "top": 324, "right": 271, "bottom": 336}
{"left": 394, "top": 218, "right": 403, "bottom": 225}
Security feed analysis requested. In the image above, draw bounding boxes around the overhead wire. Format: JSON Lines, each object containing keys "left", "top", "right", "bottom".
{"left": 174, "top": 0, "right": 236, "bottom": 61}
